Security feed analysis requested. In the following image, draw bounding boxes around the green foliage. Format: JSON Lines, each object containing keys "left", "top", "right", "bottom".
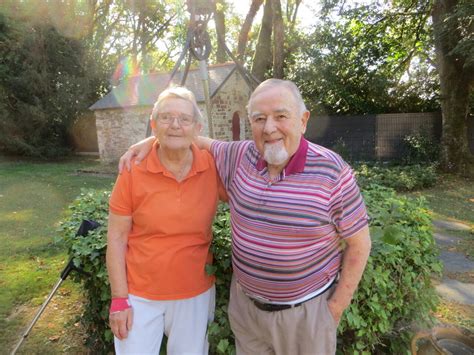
{"left": 207, "top": 204, "right": 235, "bottom": 355}
{"left": 207, "top": 185, "right": 441, "bottom": 354}
{"left": 401, "top": 133, "right": 440, "bottom": 164}
{"left": 58, "top": 189, "right": 112, "bottom": 352}
{"left": 0, "top": 12, "right": 104, "bottom": 158}
{"left": 288, "top": 1, "right": 439, "bottom": 115}
{"left": 59, "top": 192, "right": 236, "bottom": 354}
{"left": 405, "top": 173, "right": 474, "bottom": 224}
{"left": 355, "top": 163, "right": 438, "bottom": 191}
{"left": 60, "top": 182, "right": 441, "bottom": 354}
{"left": 339, "top": 184, "right": 441, "bottom": 354}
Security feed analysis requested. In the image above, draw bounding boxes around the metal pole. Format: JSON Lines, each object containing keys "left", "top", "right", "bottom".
{"left": 10, "top": 278, "right": 65, "bottom": 355}
{"left": 199, "top": 60, "right": 213, "bottom": 138}
{"left": 10, "top": 220, "right": 99, "bottom": 355}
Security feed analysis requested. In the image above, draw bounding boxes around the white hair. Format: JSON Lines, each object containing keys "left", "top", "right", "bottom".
{"left": 247, "top": 79, "right": 307, "bottom": 116}
{"left": 151, "top": 86, "right": 203, "bottom": 123}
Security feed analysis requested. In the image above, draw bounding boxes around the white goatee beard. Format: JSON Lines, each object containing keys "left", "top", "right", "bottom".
{"left": 263, "top": 142, "right": 289, "bottom": 166}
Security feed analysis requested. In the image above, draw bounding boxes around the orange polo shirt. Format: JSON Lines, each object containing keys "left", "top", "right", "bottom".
{"left": 109, "top": 142, "right": 226, "bottom": 300}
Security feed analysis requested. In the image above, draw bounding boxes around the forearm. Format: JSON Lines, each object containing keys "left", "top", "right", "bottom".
{"left": 330, "top": 228, "right": 371, "bottom": 308}
{"left": 106, "top": 213, "right": 132, "bottom": 298}
{"left": 106, "top": 238, "right": 129, "bottom": 298}
{"left": 195, "top": 136, "right": 216, "bottom": 151}
{"left": 135, "top": 136, "right": 155, "bottom": 150}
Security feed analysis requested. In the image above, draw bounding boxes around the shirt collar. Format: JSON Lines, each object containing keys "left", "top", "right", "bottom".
{"left": 256, "top": 136, "right": 308, "bottom": 175}
{"left": 146, "top": 140, "right": 209, "bottom": 175}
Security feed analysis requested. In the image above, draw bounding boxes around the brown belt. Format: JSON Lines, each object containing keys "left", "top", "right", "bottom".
{"left": 249, "top": 278, "right": 336, "bottom": 312}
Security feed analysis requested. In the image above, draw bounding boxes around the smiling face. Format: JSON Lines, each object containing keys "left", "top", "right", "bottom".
{"left": 152, "top": 97, "right": 201, "bottom": 152}
{"left": 248, "top": 85, "right": 309, "bottom": 169}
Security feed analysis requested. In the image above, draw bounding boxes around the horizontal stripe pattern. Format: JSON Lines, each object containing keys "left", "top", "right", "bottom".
{"left": 212, "top": 139, "right": 369, "bottom": 302}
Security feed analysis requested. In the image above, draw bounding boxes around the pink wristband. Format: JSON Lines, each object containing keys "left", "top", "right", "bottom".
{"left": 110, "top": 297, "right": 131, "bottom": 314}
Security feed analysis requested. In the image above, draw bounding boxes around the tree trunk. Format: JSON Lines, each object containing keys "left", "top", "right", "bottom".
{"left": 215, "top": 0, "right": 226, "bottom": 63}
{"left": 286, "top": 0, "right": 302, "bottom": 32}
{"left": 251, "top": 0, "right": 273, "bottom": 81}
{"left": 432, "top": 0, "right": 473, "bottom": 172}
{"left": 237, "top": 0, "right": 264, "bottom": 59}
{"left": 272, "top": 0, "right": 284, "bottom": 78}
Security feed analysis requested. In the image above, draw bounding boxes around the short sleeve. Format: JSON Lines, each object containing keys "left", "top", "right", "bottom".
{"left": 109, "top": 170, "right": 133, "bottom": 216}
{"left": 329, "top": 166, "right": 369, "bottom": 239}
{"left": 210, "top": 140, "right": 250, "bottom": 191}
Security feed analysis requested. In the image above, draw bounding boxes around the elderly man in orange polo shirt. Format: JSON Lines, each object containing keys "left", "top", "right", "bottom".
{"left": 106, "top": 86, "right": 226, "bottom": 354}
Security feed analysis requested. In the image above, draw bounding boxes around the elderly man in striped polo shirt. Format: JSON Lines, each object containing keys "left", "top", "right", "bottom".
{"left": 121, "top": 79, "right": 371, "bottom": 355}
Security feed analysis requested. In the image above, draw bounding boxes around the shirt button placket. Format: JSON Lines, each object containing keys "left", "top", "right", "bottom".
{"left": 177, "top": 181, "right": 181, "bottom": 204}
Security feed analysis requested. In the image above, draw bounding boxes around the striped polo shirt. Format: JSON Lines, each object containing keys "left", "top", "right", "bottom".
{"left": 211, "top": 137, "right": 369, "bottom": 303}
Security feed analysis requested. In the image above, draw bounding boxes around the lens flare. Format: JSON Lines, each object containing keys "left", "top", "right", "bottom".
{"left": 47, "top": 1, "right": 92, "bottom": 39}
{"left": 112, "top": 57, "right": 140, "bottom": 84}
{"left": 0, "top": 0, "right": 92, "bottom": 40}
{"left": 111, "top": 57, "right": 151, "bottom": 108}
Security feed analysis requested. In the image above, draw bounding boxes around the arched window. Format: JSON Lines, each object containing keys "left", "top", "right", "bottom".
{"left": 232, "top": 112, "right": 240, "bottom": 141}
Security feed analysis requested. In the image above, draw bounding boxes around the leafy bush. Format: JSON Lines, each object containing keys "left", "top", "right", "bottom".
{"left": 206, "top": 204, "right": 235, "bottom": 355}
{"left": 339, "top": 184, "right": 441, "bottom": 354}
{"left": 401, "top": 133, "right": 440, "bottom": 165}
{"left": 207, "top": 185, "right": 441, "bottom": 354}
{"left": 355, "top": 163, "right": 438, "bottom": 191}
{"left": 58, "top": 189, "right": 112, "bottom": 353}
{"left": 59, "top": 184, "right": 441, "bottom": 354}
{"left": 0, "top": 12, "right": 105, "bottom": 158}
{"left": 59, "top": 190, "right": 235, "bottom": 354}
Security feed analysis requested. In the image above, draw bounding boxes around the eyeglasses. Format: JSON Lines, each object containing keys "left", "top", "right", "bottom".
{"left": 157, "top": 113, "right": 195, "bottom": 126}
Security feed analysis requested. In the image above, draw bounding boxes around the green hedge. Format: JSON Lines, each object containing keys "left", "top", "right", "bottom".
{"left": 59, "top": 184, "right": 441, "bottom": 354}
{"left": 355, "top": 163, "right": 438, "bottom": 191}
{"left": 343, "top": 184, "right": 441, "bottom": 354}
{"left": 58, "top": 189, "right": 112, "bottom": 352}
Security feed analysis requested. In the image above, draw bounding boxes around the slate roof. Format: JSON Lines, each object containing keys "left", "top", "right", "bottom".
{"left": 90, "top": 63, "right": 237, "bottom": 111}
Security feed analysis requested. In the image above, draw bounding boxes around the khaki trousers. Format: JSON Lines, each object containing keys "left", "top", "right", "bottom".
{"left": 228, "top": 276, "right": 338, "bottom": 355}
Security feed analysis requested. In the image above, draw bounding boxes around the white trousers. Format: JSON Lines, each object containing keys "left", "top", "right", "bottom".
{"left": 114, "top": 286, "right": 215, "bottom": 355}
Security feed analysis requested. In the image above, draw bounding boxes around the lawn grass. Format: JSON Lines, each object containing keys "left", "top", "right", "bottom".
{"left": 404, "top": 171, "right": 474, "bottom": 261}
{"left": 434, "top": 300, "right": 474, "bottom": 331}
{"left": 404, "top": 171, "right": 474, "bottom": 332}
{"left": 405, "top": 173, "right": 474, "bottom": 225}
{"left": 0, "top": 156, "right": 115, "bottom": 354}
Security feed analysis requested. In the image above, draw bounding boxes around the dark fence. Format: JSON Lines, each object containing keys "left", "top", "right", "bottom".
{"left": 306, "top": 112, "right": 474, "bottom": 160}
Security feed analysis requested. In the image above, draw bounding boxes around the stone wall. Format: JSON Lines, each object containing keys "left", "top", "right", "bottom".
{"left": 95, "top": 107, "right": 150, "bottom": 163}
{"left": 210, "top": 70, "right": 252, "bottom": 141}
{"left": 94, "top": 70, "right": 253, "bottom": 162}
